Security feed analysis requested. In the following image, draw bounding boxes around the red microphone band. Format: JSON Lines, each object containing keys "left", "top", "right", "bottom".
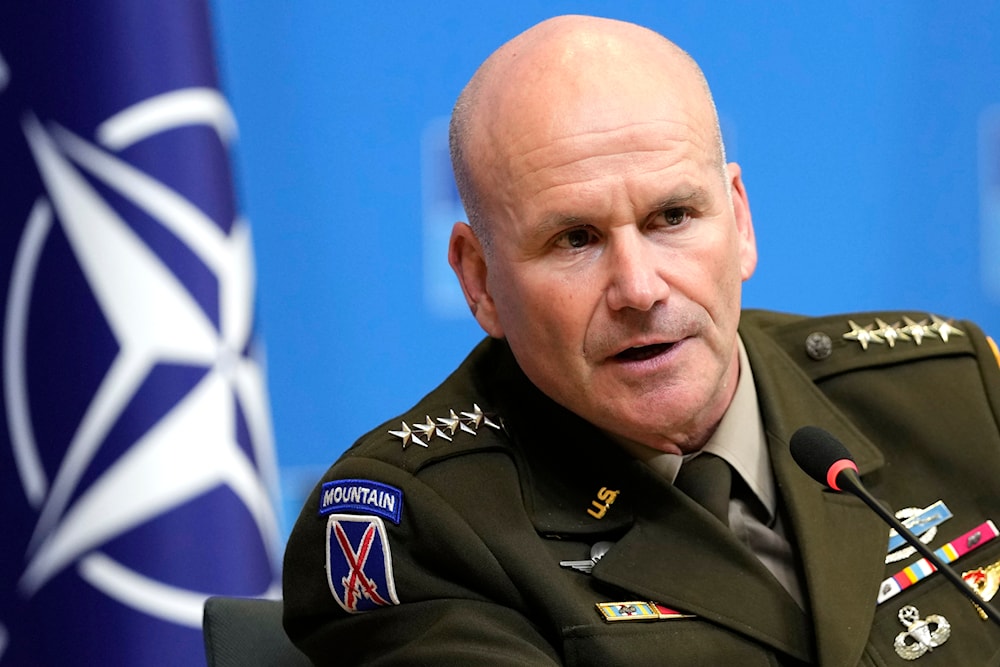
{"left": 827, "top": 459, "right": 858, "bottom": 492}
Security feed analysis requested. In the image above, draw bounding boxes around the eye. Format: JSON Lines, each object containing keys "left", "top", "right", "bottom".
{"left": 660, "top": 208, "right": 690, "bottom": 227}
{"left": 555, "top": 227, "right": 598, "bottom": 250}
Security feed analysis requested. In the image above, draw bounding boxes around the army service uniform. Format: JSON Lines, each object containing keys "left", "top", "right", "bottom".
{"left": 283, "top": 310, "right": 1000, "bottom": 665}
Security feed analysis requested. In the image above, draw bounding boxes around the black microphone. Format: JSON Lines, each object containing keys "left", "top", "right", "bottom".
{"left": 790, "top": 425, "right": 1000, "bottom": 627}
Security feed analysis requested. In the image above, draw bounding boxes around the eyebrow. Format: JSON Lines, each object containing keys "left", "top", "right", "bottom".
{"left": 535, "top": 186, "right": 714, "bottom": 234}
{"left": 651, "top": 186, "right": 712, "bottom": 212}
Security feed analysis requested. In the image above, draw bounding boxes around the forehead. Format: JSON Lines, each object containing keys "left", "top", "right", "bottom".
{"left": 477, "top": 54, "right": 718, "bottom": 210}
{"left": 492, "top": 110, "right": 720, "bottom": 228}
{"left": 459, "top": 19, "right": 725, "bottom": 234}
{"left": 510, "top": 112, "right": 712, "bottom": 186}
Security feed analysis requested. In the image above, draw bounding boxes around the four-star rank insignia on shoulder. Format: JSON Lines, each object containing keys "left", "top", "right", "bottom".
{"left": 388, "top": 403, "right": 502, "bottom": 450}
{"left": 842, "top": 314, "right": 965, "bottom": 351}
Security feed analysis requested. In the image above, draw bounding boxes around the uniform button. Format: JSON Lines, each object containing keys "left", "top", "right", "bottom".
{"left": 805, "top": 332, "right": 832, "bottom": 360}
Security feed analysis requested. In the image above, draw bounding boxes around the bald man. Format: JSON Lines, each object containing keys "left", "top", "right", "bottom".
{"left": 282, "top": 15, "right": 1000, "bottom": 665}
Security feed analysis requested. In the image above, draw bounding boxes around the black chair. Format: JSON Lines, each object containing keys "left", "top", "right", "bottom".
{"left": 202, "top": 596, "right": 312, "bottom": 666}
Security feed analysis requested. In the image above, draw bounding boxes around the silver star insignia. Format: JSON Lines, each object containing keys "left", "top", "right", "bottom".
{"left": 413, "top": 415, "right": 452, "bottom": 442}
{"left": 929, "top": 315, "right": 965, "bottom": 343}
{"left": 388, "top": 421, "right": 428, "bottom": 449}
{"left": 461, "top": 403, "right": 500, "bottom": 431}
{"left": 843, "top": 319, "right": 885, "bottom": 350}
{"left": 901, "top": 316, "right": 936, "bottom": 346}
{"left": 436, "top": 409, "right": 463, "bottom": 436}
{"left": 874, "top": 318, "right": 910, "bottom": 348}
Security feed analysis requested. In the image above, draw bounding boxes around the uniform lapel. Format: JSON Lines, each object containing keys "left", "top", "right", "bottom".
{"left": 497, "top": 355, "right": 812, "bottom": 658}
{"left": 742, "top": 320, "right": 889, "bottom": 667}
{"left": 493, "top": 324, "right": 894, "bottom": 664}
{"left": 591, "top": 461, "right": 814, "bottom": 661}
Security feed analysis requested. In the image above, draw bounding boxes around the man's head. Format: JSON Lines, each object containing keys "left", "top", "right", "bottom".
{"left": 448, "top": 15, "right": 757, "bottom": 454}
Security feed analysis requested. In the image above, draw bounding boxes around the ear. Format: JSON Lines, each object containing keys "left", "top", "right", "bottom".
{"left": 448, "top": 222, "right": 505, "bottom": 338}
{"left": 727, "top": 163, "right": 758, "bottom": 281}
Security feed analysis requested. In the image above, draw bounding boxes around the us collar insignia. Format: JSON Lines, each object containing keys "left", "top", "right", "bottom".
{"left": 587, "top": 486, "right": 620, "bottom": 520}
{"left": 389, "top": 403, "right": 502, "bottom": 450}
{"left": 842, "top": 314, "right": 965, "bottom": 350}
{"left": 596, "top": 601, "right": 694, "bottom": 623}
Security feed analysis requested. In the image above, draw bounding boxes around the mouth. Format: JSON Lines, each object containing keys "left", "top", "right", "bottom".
{"left": 613, "top": 341, "right": 676, "bottom": 362}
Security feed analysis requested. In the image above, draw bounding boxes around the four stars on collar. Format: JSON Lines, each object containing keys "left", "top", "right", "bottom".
{"left": 389, "top": 404, "right": 502, "bottom": 450}
{"left": 842, "top": 315, "right": 965, "bottom": 351}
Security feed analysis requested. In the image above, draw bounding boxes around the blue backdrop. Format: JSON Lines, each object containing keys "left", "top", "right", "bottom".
{"left": 209, "top": 2, "right": 1000, "bottom": 532}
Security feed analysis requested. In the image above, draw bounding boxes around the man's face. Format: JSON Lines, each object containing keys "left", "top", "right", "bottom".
{"left": 450, "top": 39, "right": 757, "bottom": 453}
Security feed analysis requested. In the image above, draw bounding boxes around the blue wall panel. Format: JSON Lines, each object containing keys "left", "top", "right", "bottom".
{"left": 208, "top": 2, "right": 1000, "bottom": 529}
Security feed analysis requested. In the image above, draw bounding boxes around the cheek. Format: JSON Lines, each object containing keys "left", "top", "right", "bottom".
{"left": 490, "top": 272, "right": 550, "bottom": 335}
{"left": 513, "top": 276, "right": 590, "bottom": 346}
{"left": 672, "top": 242, "right": 744, "bottom": 324}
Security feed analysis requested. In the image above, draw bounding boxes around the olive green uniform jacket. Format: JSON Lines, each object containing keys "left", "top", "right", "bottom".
{"left": 283, "top": 310, "right": 1000, "bottom": 665}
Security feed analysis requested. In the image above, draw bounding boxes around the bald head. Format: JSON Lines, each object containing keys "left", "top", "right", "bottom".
{"left": 450, "top": 15, "right": 727, "bottom": 252}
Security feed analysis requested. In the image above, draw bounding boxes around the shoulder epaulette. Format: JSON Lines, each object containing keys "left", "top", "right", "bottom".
{"left": 763, "top": 311, "right": 978, "bottom": 382}
{"left": 349, "top": 401, "right": 509, "bottom": 474}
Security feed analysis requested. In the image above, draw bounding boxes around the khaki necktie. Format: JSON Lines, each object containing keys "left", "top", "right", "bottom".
{"left": 673, "top": 452, "right": 732, "bottom": 526}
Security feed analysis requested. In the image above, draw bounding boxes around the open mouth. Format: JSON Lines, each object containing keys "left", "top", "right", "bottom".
{"left": 614, "top": 342, "right": 675, "bottom": 362}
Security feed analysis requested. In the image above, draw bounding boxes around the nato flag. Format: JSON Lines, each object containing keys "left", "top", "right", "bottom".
{"left": 0, "top": 1, "right": 281, "bottom": 664}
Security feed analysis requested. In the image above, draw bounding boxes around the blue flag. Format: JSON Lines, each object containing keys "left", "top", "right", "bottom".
{"left": 0, "top": 1, "right": 281, "bottom": 664}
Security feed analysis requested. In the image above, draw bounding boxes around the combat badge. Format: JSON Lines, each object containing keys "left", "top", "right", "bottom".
{"left": 325, "top": 514, "right": 400, "bottom": 614}
{"left": 893, "top": 605, "right": 950, "bottom": 660}
{"left": 885, "top": 501, "right": 952, "bottom": 564}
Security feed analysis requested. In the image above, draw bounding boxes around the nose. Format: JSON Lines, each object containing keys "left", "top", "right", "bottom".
{"left": 604, "top": 232, "right": 670, "bottom": 312}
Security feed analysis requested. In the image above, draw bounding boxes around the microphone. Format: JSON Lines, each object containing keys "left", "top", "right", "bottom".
{"left": 790, "top": 425, "right": 1000, "bottom": 627}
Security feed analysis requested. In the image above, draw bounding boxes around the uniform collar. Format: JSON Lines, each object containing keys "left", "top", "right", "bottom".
{"left": 617, "top": 336, "right": 776, "bottom": 522}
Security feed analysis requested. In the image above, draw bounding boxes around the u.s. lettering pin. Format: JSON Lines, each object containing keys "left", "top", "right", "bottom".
{"left": 587, "top": 487, "right": 620, "bottom": 519}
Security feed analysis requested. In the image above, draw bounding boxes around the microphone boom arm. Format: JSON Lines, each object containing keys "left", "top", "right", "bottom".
{"left": 838, "top": 467, "right": 1000, "bottom": 626}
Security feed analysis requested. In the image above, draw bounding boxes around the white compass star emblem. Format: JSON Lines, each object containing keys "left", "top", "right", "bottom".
{"left": 4, "top": 88, "right": 280, "bottom": 627}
